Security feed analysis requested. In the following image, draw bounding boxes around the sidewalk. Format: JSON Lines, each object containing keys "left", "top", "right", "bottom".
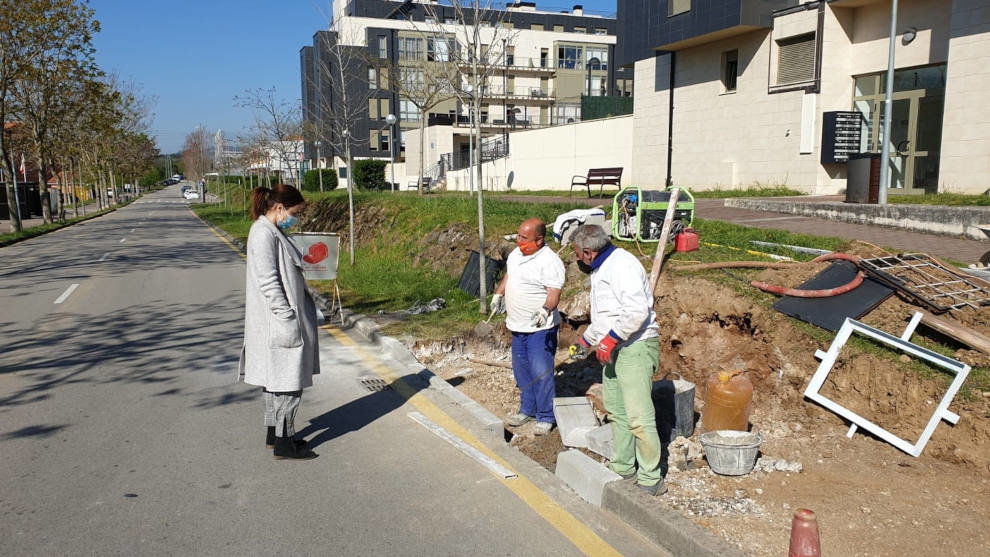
{"left": 493, "top": 192, "right": 989, "bottom": 263}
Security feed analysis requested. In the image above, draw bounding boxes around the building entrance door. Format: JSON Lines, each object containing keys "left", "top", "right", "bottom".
{"left": 852, "top": 64, "right": 945, "bottom": 194}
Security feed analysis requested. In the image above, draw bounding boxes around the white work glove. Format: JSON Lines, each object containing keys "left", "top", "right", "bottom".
{"left": 489, "top": 293, "right": 506, "bottom": 317}
{"left": 529, "top": 307, "right": 551, "bottom": 328}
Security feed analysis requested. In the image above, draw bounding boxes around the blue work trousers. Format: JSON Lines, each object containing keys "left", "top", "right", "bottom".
{"left": 510, "top": 326, "right": 558, "bottom": 423}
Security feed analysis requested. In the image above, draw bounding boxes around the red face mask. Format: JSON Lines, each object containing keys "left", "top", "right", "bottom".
{"left": 517, "top": 239, "right": 541, "bottom": 256}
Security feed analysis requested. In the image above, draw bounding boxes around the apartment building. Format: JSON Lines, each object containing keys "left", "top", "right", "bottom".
{"left": 620, "top": 0, "right": 990, "bottom": 194}
{"left": 300, "top": 0, "right": 632, "bottom": 173}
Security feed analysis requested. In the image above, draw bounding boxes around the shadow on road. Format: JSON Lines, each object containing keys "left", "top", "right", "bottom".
{"left": 298, "top": 374, "right": 428, "bottom": 450}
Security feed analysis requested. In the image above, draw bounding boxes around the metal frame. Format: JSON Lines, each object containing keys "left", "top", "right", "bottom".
{"left": 804, "top": 314, "right": 970, "bottom": 457}
{"left": 861, "top": 253, "right": 990, "bottom": 313}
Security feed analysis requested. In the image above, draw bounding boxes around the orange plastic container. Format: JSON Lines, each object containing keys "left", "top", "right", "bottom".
{"left": 702, "top": 369, "right": 753, "bottom": 432}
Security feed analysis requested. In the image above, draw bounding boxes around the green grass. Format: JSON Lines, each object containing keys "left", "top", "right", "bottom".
{"left": 688, "top": 186, "right": 806, "bottom": 198}
{"left": 888, "top": 193, "right": 990, "bottom": 206}
{"left": 438, "top": 185, "right": 807, "bottom": 200}
{"left": 0, "top": 208, "right": 115, "bottom": 247}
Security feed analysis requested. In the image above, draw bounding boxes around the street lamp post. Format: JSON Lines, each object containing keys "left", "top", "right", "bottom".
{"left": 385, "top": 113, "right": 397, "bottom": 193}
{"left": 586, "top": 56, "right": 601, "bottom": 98}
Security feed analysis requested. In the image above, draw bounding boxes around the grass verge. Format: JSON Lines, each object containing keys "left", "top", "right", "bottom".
{"left": 888, "top": 193, "right": 990, "bottom": 206}
{"left": 0, "top": 207, "right": 115, "bottom": 247}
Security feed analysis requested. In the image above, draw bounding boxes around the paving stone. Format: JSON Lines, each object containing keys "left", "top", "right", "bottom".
{"left": 555, "top": 449, "right": 621, "bottom": 507}
{"left": 585, "top": 424, "right": 613, "bottom": 459}
{"left": 553, "top": 397, "right": 598, "bottom": 448}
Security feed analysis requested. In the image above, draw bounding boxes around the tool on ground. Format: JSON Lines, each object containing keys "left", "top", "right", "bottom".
{"left": 647, "top": 187, "right": 682, "bottom": 293}
{"left": 860, "top": 253, "right": 990, "bottom": 313}
{"left": 567, "top": 342, "right": 590, "bottom": 363}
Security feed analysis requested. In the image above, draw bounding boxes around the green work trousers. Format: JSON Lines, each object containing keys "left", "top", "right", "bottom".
{"left": 602, "top": 338, "right": 661, "bottom": 486}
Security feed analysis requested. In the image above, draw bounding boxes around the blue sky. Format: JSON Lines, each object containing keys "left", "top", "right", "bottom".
{"left": 89, "top": 0, "right": 617, "bottom": 153}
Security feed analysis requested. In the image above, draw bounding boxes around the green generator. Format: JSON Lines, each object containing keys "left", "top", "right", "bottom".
{"left": 612, "top": 186, "right": 695, "bottom": 243}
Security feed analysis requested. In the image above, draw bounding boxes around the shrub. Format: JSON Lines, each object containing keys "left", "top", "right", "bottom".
{"left": 353, "top": 160, "right": 387, "bottom": 190}
{"left": 302, "top": 169, "right": 338, "bottom": 192}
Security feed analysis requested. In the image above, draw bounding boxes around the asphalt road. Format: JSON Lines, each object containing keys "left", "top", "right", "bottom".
{"left": 0, "top": 185, "right": 665, "bottom": 556}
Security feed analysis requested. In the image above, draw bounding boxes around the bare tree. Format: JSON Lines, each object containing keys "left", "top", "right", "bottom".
{"left": 235, "top": 87, "right": 303, "bottom": 186}
{"left": 420, "top": 1, "right": 516, "bottom": 313}
{"left": 311, "top": 24, "right": 379, "bottom": 266}
{"left": 379, "top": 43, "right": 458, "bottom": 195}
{"left": 182, "top": 126, "right": 211, "bottom": 183}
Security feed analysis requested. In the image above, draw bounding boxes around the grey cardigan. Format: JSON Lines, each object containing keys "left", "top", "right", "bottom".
{"left": 238, "top": 217, "right": 320, "bottom": 391}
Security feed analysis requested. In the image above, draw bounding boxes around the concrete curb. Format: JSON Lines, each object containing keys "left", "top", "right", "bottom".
{"left": 725, "top": 197, "right": 990, "bottom": 240}
{"left": 602, "top": 481, "right": 747, "bottom": 557}
{"left": 199, "top": 214, "right": 739, "bottom": 556}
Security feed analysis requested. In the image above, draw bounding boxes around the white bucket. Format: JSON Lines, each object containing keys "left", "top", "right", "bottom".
{"left": 699, "top": 430, "right": 763, "bottom": 476}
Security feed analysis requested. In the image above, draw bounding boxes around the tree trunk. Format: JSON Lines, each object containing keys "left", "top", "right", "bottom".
{"left": 345, "top": 144, "right": 355, "bottom": 266}
{"left": 78, "top": 162, "right": 84, "bottom": 216}
{"left": 70, "top": 158, "right": 79, "bottom": 218}
{"left": 39, "top": 159, "right": 53, "bottom": 224}
{"left": 418, "top": 109, "right": 427, "bottom": 195}
{"left": 2, "top": 147, "right": 21, "bottom": 232}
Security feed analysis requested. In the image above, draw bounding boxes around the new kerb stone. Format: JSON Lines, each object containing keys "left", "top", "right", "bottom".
{"left": 555, "top": 449, "right": 621, "bottom": 507}
{"left": 553, "top": 397, "right": 599, "bottom": 448}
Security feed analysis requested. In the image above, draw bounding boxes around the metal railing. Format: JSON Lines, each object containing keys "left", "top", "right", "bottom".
{"left": 439, "top": 134, "right": 509, "bottom": 171}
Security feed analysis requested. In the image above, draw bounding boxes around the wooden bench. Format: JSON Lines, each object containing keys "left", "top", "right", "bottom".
{"left": 570, "top": 167, "right": 623, "bottom": 198}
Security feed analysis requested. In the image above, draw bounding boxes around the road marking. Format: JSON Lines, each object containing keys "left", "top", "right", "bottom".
{"left": 54, "top": 283, "right": 80, "bottom": 304}
{"left": 98, "top": 252, "right": 111, "bottom": 262}
{"left": 324, "top": 326, "right": 622, "bottom": 557}
{"left": 119, "top": 237, "right": 127, "bottom": 243}
{"left": 195, "top": 212, "right": 247, "bottom": 260}
{"left": 408, "top": 411, "right": 517, "bottom": 479}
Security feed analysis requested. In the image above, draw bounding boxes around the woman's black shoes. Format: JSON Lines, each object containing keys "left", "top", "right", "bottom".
{"left": 273, "top": 436, "right": 318, "bottom": 460}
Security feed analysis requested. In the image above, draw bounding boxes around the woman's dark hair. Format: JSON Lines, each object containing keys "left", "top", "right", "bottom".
{"left": 249, "top": 184, "right": 305, "bottom": 220}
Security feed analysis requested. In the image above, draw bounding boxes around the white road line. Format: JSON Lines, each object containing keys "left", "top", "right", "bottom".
{"left": 119, "top": 237, "right": 127, "bottom": 243}
{"left": 54, "top": 283, "right": 80, "bottom": 305}
{"left": 407, "top": 411, "right": 517, "bottom": 479}
{"left": 130, "top": 228, "right": 135, "bottom": 233}
{"left": 98, "top": 252, "right": 111, "bottom": 262}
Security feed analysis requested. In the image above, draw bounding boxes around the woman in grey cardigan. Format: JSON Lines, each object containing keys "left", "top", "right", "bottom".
{"left": 239, "top": 184, "right": 320, "bottom": 460}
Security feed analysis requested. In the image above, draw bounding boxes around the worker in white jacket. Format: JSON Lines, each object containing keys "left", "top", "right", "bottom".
{"left": 568, "top": 224, "right": 665, "bottom": 496}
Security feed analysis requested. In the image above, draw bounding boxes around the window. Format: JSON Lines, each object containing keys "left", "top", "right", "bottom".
{"left": 594, "top": 27, "right": 607, "bottom": 35}
{"left": 400, "top": 98, "right": 419, "bottom": 121}
{"left": 398, "top": 37, "right": 424, "bottom": 60}
{"left": 507, "top": 76, "right": 515, "bottom": 95}
{"left": 553, "top": 25, "right": 564, "bottom": 32}
{"left": 776, "top": 33, "right": 815, "bottom": 85}
{"left": 370, "top": 130, "right": 380, "bottom": 150}
{"left": 399, "top": 67, "right": 424, "bottom": 89}
{"left": 557, "top": 46, "right": 583, "bottom": 69}
{"left": 445, "top": 17, "right": 456, "bottom": 24}
{"left": 428, "top": 38, "right": 453, "bottom": 62}
{"left": 369, "top": 98, "right": 379, "bottom": 119}
{"left": 586, "top": 47, "right": 608, "bottom": 70}
{"left": 721, "top": 49, "right": 738, "bottom": 92}
{"left": 555, "top": 104, "right": 581, "bottom": 124}
{"left": 574, "top": 26, "right": 585, "bottom": 33}
{"left": 368, "top": 67, "right": 377, "bottom": 89}
{"left": 588, "top": 76, "right": 606, "bottom": 96}
{"left": 531, "top": 23, "right": 544, "bottom": 31}
{"left": 668, "top": 0, "right": 690, "bottom": 17}
{"left": 381, "top": 129, "right": 390, "bottom": 153}
{"left": 540, "top": 48, "right": 548, "bottom": 67}
{"left": 380, "top": 98, "right": 391, "bottom": 117}
{"left": 506, "top": 46, "right": 515, "bottom": 66}
{"left": 377, "top": 36, "right": 387, "bottom": 59}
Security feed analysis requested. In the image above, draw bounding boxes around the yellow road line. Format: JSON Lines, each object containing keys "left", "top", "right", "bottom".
{"left": 190, "top": 209, "right": 247, "bottom": 260}
{"left": 323, "top": 324, "right": 622, "bottom": 557}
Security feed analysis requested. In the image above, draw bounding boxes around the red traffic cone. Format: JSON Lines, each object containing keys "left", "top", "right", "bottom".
{"left": 788, "top": 508, "right": 822, "bottom": 557}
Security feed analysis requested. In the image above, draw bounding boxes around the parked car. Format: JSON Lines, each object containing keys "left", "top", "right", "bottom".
{"left": 183, "top": 189, "right": 200, "bottom": 200}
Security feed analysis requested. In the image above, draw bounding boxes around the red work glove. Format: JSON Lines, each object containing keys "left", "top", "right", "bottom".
{"left": 596, "top": 332, "right": 622, "bottom": 364}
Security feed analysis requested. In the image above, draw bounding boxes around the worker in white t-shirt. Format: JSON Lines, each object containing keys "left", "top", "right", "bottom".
{"left": 490, "top": 218, "right": 565, "bottom": 436}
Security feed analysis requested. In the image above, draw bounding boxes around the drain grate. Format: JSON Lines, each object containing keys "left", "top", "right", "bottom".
{"left": 359, "top": 375, "right": 390, "bottom": 392}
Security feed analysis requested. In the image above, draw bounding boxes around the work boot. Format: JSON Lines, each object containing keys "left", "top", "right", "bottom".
{"left": 637, "top": 479, "right": 668, "bottom": 496}
{"left": 533, "top": 421, "right": 554, "bottom": 436}
{"left": 506, "top": 413, "right": 534, "bottom": 427}
{"left": 273, "top": 437, "right": 318, "bottom": 460}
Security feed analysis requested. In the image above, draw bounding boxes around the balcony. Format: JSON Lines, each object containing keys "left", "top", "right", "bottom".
{"left": 459, "top": 56, "right": 557, "bottom": 75}
{"left": 478, "top": 87, "right": 556, "bottom": 104}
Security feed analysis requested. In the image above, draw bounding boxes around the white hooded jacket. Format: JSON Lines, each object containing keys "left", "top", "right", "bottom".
{"left": 583, "top": 245, "right": 659, "bottom": 346}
